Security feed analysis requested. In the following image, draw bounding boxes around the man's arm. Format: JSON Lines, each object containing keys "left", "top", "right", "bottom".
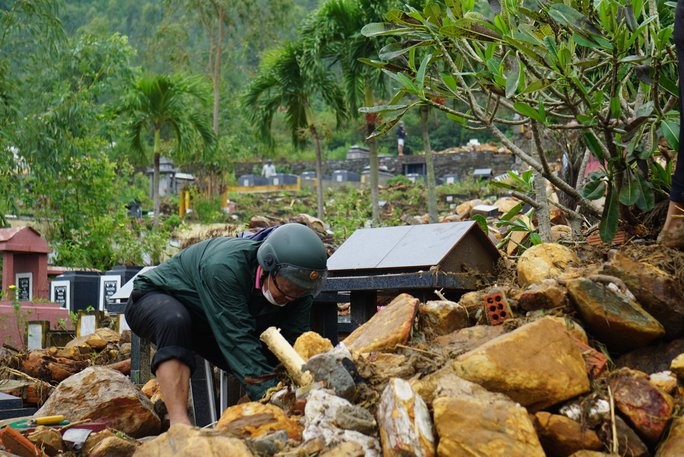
{"left": 196, "top": 265, "right": 278, "bottom": 399}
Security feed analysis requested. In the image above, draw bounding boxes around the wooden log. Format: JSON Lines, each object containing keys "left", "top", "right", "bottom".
{"left": 105, "top": 358, "right": 131, "bottom": 376}
{"left": 259, "top": 327, "right": 312, "bottom": 387}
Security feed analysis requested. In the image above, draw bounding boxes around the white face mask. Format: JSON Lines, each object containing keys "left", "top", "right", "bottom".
{"left": 262, "top": 284, "right": 288, "bottom": 307}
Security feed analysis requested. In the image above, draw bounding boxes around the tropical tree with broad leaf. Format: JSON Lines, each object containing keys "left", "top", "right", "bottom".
{"left": 242, "top": 40, "right": 348, "bottom": 219}
{"left": 361, "top": 0, "right": 678, "bottom": 242}
{"left": 121, "top": 73, "right": 215, "bottom": 226}
{"left": 300, "top": 0, "right": 416, "bottom": 225}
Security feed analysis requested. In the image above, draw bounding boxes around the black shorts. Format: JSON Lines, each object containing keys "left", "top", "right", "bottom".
{"left": 124, "top": 290, "right": 231, "bottom": 375}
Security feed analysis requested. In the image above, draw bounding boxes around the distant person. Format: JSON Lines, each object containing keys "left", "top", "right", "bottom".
{"left": 262, "top": 160, "right": 276, "bottom": 178}
{"left": 396, "top": 121, "right": 407, "bottom": 156}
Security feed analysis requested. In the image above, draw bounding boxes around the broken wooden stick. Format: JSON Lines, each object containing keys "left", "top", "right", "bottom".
{"left": 259, "top": 327, "right": 313, "bottom": 387}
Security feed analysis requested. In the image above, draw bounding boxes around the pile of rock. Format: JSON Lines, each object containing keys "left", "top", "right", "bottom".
{"left": 2, "top": 241, "right": 684, "bottom": 457}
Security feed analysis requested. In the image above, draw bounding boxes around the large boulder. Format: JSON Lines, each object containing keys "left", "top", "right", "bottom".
{"left": 516, "top": 243, "right": 580, "bottom": 287}
{"left": 453, "top": 316, "right": 590, "bottom": 410}
{"left": 342, "top": 293, "right": 418, "bottom": 355}
{"left": 34, "top": 367, "right": 160, "bottom": 438}
{"left": 134, "top": 424, "right": 254, "bottom": 457}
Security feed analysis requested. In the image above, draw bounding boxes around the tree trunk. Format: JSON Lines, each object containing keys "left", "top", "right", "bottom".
{"left": 534, "top": 171, "right": 552, "bottom": 242}
{"left": 153, "top": 129, "right": 161, "bottom": 228}
{"left": 313, "top": 126, "right": 325, "bottom": 219}
{"left": 421, "top": 106, "right": 438, "bottom": 223}
{"left": 209, "top": 9, "right": 224, "bottom": 198}
{"left": 365, "top": 84, "right": 379, "bottom": 225}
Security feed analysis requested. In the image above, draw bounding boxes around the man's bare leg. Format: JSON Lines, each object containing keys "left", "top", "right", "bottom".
{"left": 156, "top": 359, "right": 192, "bottom": 426}
{"left": 658, "top": 201, "right": 684, "bottom": 249}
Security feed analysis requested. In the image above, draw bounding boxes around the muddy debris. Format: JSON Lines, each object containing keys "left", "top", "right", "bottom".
{"left": 2, "top": 238, "right": 684, "bottom": 456}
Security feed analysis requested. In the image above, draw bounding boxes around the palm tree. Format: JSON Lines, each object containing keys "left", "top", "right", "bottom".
{"left": 242, "top": 41, "right": 347, "bottom": 219}
{"left": 300, "top": 0, "right": 403, "bottom": 226}
{"left": 121, "top": 73, "right": 214, "bottom": 225}
{"left": 420, "top": 105, "right": 438, "bottom": 222}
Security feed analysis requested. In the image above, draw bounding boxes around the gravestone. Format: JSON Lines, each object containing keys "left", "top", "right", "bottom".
{"left": 0, "top": 227, "right": 49, "bottom": 300}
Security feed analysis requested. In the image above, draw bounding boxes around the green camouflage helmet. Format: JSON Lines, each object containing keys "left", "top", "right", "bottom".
{"left": 257, "top": 223, "right": 328, "bottom": 295}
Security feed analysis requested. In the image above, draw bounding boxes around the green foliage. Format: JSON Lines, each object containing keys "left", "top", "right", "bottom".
{"left": 439, "top": 176, "right": 492, "bottom": 197}
{"left": 362, "top": 0, "right": 679, "bottom": 242}
{"left": 324, "top": 185, "right": 373, "bottom": 243}
{"left": 190, "top": 195, "right": 228, "bottom": 224}
{"left": 386, "top": 175, "right": 413, "bottom": 186}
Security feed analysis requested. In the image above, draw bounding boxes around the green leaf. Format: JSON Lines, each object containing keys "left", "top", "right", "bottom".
{"left": 661, "top": 118, "right": 680, "bottom": 151}
{"left": 521, "top": 79, "right": 550, "bottom": 94}
{"left": 505, "top": 59, "right": 520, "bottom": 98}
{"left": 548, "top": 4, "right": 585, "bottom": 29}
{"left": 513, "top": 102, "right": 545, "bottom": 122}
{"left": 416, "top": 54, "right": 431, "bottom": 91}
{"left": 471, "top": 214, "right": 489, "bottom": 234}
{"left": 446, "top": 112, "right": 467, "bottom": 125}
{"left": 581, "top": 179, "right": 606, "bottom": 200}
{"left": 361, "top": 23, "right": 411, "bottom": 37}
{"left": 359, "top": 104, "right": 409, "bottom": 113}
{"left": 379, "top": 42, "right": 421, "bottom": 61}
{"left": 658, "top": 74, "right": 678, "bottom": 97}
{"left": 618, "top": 168, "right": 639, "bottom": 205}
{"left": 581, "top": 131, "right": 606, "bottom": 161}
{"left": 382, "top": 69, "right": 419, "bottom": 94}
{"left": 634, "top": 174, "right": 655, "bottom": 211}
{"left": 599, "top": 185, "right": 620, "bottom": 244}
{"left": 441, "top": 73, "right": 458, "bottom": 94}
{"left": 528, "top": 232, "right": 543, "bottom": 245}
{"left": 499, "top": 201, "right": 525, "bottom": 221}
{"left": 610, "top": 95, "right": 622, "bottom": 119}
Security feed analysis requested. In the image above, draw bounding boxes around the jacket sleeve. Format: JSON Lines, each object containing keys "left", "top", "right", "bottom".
{"left": 195, "top": 263, "right": 278, "bottom": 400}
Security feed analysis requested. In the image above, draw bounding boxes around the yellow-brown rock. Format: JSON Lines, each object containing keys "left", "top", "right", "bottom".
{"left": 412, "top": 366, "right": 493, "bottom": 406}
{"left": 294, "top": 331, "right": 333, "bottom": 361}
{"left": 319, "top": 441, "right": 365, "bottom": 457}
{"left": 566, "top": 278, "right": 665, "bottom": 352}
{"left": 141, "top": 379, "right": 159, "bottom": 399}
{"left": 649, "top": 371, "right": 677, "bottom": 395}
{"left": 548, "top": 317, "right": 589, "bottom": 344}
{"left": 655, "top": 416, "right": 684, "bottom": 457}
{"left": 84, "top": 429, "right": 138, "bottom": 457}
{"left": 533, "top": 411, "right": 603, "bottom": 457}
{"left": 517, "top": 243, "right": 580, "bottom": 287}
{"left": 66, "top": 327, "right": 120, "bottom": 350}
{"left": 601, "top": 250, "right": 684, "bottom": 339}
{"left": 453, "top": 316, "right": 590, "bottom": 410}
{"left": 27, "top": 426, "right": 64, "bottom": 456}
{"left": 356, "top": 352, "right": 414, "bottom": 386}
{"left": 217, "top": 401, "right": 302, "bottom": 441}
{"left": 433, "top": 390, "right": 545, "bottom": 456}
{"left": 342, "top": 293, "right": 419, "bottom": 355}
{"left": 551, "top": 225, "right": 573, "bottom": 242}
{"left": 134, "top": 423, "right": 254, "bottom": 457}
{"left": 493, "top": 196, "right": 521, "bottom": 214}
{"left": 432, "top": 325, "right": 506, "bottom": 356}
{"left": 570, "top": 450, "right": 616, "bottom": 457}
{"left": 670, "top": 353, "right": 684, "bottom": 381}
{"left": 517, "top": 279, "right": 569, "bottom": 311}
{"left": 417, "top": 299, "right": 469, "bottom": 336}
{"left": 456, "top": 290, "right": 490, "bottom": 317}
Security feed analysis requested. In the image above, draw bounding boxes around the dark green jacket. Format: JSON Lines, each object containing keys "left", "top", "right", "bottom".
{"left": 133, "top": 237, "right": 312, "bottom": 399}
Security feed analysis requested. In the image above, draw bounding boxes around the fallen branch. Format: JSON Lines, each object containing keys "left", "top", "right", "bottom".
{"left": 259, "top": 327, "right": 312, "bottom": 387}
